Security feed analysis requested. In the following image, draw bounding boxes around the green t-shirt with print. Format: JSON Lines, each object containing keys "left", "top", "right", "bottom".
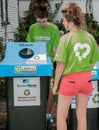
{"left": 54, "top": 30, "right": 99, "bottom": 75}
{"left": 26, "top": 23, "right": 60, "bottom": 62}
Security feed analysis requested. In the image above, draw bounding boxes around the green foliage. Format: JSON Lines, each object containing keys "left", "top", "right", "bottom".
{"left": 14, "top": 11, "right": 36, "bottom": 42}
{"left": 54, "top": 20, "right": 66, "bottom": 33}
{"left": 0, "top": 78, "right": 6, "bottom": 101}
{"left": 0, "top": 40, "right": 6, "bottom": 61}
{"left": 0, "top": 41, "right": 6, "bottom": 100}
{"left": 85, "top": 13, "right": 99, "bottom": 38}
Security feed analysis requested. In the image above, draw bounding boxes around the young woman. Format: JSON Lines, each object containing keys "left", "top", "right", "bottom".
{"left": 53, "top": 2, "right": 99, "bottom": 130}
{"left": 26, "top": 5, "right": 60, "bottom": 124}
{"left": 26, "top": 5, "right": 60, "bottom": 62}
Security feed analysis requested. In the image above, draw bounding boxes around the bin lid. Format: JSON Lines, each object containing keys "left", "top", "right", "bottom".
{"left": 0, "top": 42, "right": 52, "bottom": 77}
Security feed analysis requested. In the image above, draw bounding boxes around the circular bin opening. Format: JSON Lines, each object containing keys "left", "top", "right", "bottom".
{"left": 19, "top": 48, "right": 34, "bottom": 58}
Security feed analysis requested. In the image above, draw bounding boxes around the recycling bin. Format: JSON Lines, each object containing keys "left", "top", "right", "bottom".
{"left": 68, "top": 62, "right": 99, "bottom": 130}
{"left": 0, "top": 42, "right": 52, "bottom": 130}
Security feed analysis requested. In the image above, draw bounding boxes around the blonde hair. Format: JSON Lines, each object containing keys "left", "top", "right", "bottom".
{"left": 61, "top": 2, "right": 85, "bottom": 28}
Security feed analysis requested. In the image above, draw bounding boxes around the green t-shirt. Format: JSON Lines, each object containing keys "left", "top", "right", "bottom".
{"left": 26, "top": 23, "right": 60, "bottom": 62}
{"left": 54, "top": 30, "right": 99, "bottom": 75}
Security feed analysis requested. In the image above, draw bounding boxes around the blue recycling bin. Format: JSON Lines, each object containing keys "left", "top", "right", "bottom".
{"left": 68, "top": 62, "right": 99, "bottom": 130}
{"left": 0, "top": 42, "right": 52, "bottom": 130}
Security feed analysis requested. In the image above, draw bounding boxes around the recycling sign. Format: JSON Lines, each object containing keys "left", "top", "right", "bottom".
{"left": 87, "top": 92, "right": 99, "bottom": 108}
{"left": 92, "top": 93, "right": 99, "bottom": 103}
{"left": 13, "top": 77, "right": 40, "bottom": 106}
{"left": 71, "top": 81, "right": 99, "bottom": 109}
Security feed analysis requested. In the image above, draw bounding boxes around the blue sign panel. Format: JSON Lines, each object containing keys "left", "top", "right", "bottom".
{"left": 0, "top": 42, "right": 52, "bottom": 76}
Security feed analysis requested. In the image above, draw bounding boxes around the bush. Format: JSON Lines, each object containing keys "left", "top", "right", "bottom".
{"left": 0, "top": 78, "right": 6, "bottom": 101}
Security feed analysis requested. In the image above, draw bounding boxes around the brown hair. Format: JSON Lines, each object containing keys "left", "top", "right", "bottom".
{"left": 61, "top": 2, "right": 85, "bottom": 28}
{"left": 35, "top": 5, "right": 49, "bottom": 18}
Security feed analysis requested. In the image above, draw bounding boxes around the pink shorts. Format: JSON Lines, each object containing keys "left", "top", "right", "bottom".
{"left": 59, "top": 71, "right": 92, "bottom": 96}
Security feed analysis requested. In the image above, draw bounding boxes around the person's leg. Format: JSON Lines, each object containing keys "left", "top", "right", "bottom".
{"left": 46, "top": 74, "right": 55, "bottom": 114}
{"left": 57, "top": 94, "right": 72, "bottom": 130}
{"left": 76, "top": 93, "right": 89, "bottom": 130}
{"left": 46, "top": 77, "right": 54, "bottom": 125}
{"left": 46, "top": 87, "right": 53, "bottom": 114}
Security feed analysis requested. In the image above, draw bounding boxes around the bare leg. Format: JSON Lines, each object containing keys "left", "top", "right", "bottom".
{"left": 57, "top": 95, "right": 72, "bottom": 130}
{"left": 76, "top": 93, "right": 89, "bottom": 130}
{"left": 46, "top": 88, "right": 53, "bottom": 114}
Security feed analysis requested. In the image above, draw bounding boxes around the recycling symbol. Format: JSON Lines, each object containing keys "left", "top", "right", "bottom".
{"left": 92, "top": 93, "right": 99, "bottom": 103}
{"left": 34, "top": 55, "right": 40, "bottom": 60}
{"left": 15, "top": 66, "right": 22, "bottom": 73}
{"left": 74, "top": 43, "right": 90, "bottom": 61}
{"left": 24, "top": 89, "right": 30, "bottom": 96}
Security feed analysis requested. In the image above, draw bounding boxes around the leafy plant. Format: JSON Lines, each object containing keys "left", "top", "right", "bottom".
{"left": 0, "top": 40, "right": 6, "bottom": 61}
{"left": 0, "top": 40, "right": 6, "bottom": 101}
{"left": 14, "top": 10, "right": 36, "bottom": 42}
{"left": 85, "top": 13, "right": 99, "bottom": 38}
{"left": 0, "top": 78, "right": 6, "bottom": 101}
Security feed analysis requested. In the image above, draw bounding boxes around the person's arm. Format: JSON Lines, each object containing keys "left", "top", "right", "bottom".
{"left": 92, "top": 63, "right": 96, "bottom": 67}
{"left": 53, "top": 62, "right": 65, "bottom": 95}
{"left": 52, "top": 30, "right": 64, "bottom": 56}
{"left": 53, "top": 46, "right": 57, "bottom": 56}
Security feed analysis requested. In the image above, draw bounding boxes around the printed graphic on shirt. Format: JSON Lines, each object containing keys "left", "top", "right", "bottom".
{"left": 74, "top": 43, "right": 91, "bottom": 61}
{"left": 34, "top": 36, "right": 50, "bottom": 43}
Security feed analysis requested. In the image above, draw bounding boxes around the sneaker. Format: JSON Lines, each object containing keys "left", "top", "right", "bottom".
{"left": 46, "top": 114, "right": 54, "bottom": 125}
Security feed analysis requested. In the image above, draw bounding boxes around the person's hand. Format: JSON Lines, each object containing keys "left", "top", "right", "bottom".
{"left": 60, "top": 30, "right": 64, "bottom": 36}
{"left": 53, "top": 85, "right": 58, "bottom": 95}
